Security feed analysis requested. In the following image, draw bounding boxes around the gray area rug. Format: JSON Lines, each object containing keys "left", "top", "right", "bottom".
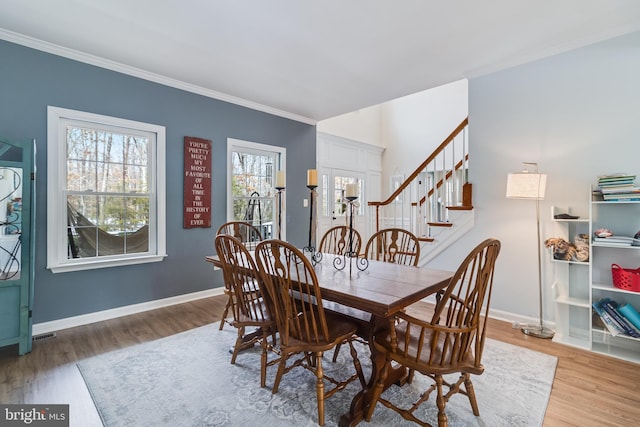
{"left": 77, "top": 323, "right": 557, "bottom": 427}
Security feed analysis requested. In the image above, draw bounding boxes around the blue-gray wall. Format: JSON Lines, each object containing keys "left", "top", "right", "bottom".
{"left": 0, "top": 40, "right": 316, "bottom": 323}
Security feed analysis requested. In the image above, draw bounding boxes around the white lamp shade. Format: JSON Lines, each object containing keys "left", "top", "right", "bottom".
{"left": 506, "top": 172, "right": 547, "bottom": 199}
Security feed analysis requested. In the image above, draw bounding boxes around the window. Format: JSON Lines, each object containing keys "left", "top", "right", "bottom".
{"left": 47, "top": 106, "right": 166, "bottom": 273}
{"left": 227, "top": 138, "right": 285, "bottom": 240}
{"left": 321, "top": 173, "right": 364, "bottom": 217}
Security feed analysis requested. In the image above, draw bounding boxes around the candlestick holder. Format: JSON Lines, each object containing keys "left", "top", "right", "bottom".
{"left": 333, "top": 196, "right": 368, "bottom": 275}
{"left": 275, "top": 186, "right": 285, "bottom": 240}
{"left": 303, "top": 185, "right": 322, "bottom": 265}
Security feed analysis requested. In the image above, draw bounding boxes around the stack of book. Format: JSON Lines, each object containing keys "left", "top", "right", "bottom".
{"left": 593, "top": 298, "right": 640, "bottom": 338}
{"left": 596, "top": 173, "right": 640, "bottom": 201}
{"left": 592, "top": 235, "right": 640, "bottom": 247}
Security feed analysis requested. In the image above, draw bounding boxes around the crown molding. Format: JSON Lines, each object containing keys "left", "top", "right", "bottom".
{"left": 0, "top": 28, "right": 317, "bottom": 125}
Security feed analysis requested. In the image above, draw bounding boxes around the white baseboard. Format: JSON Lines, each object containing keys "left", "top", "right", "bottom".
{"left": 485, "top": 307, "right": 556, "bottom": 331}
{"left": 32, "top": 288, "right": 225, "bottom": 336}
{"left": 32, "top": 288, "right": 555, "bottom": 337}
{"left": 421, "top": 296, "right": 556, "bottom": 331}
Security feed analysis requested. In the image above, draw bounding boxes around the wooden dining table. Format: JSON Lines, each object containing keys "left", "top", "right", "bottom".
{"left": 205, "top": 251, "right": 453, "bottom": 426}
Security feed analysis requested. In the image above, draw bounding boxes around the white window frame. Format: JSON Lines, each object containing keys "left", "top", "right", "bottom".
{"left": 46, "top": 106, "right": 166, "bottom": 273}
{"left": 227, "top": 138, "right": 286, "bottom": 239}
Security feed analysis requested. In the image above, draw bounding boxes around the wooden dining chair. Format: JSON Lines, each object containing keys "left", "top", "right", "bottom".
{"left": 214, "top": 234, "right": 277, "bottom": 388}
{"left": 318, "top": 225, "right": 362, "bottom": 256}
{"left": 216, "top": 221, "right": 264, "bottom": 330}
{"left": 333, "top": 227, "right": 420, "bottom": 362}
{"left": 216, "top": 221, "right": 263, "bottom": 247}
{"left": 364, "top": 238, "right": 501, "bottom": 427}
{"left": 363, "top": 227, "right": 421, "bottom": 266}
{"left": 254, "top": 239, "right": 366, "bottom": 426}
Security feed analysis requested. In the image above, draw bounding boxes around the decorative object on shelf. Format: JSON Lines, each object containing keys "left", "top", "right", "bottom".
{"left": 611, "top": 264, "right": 640, "bottom": 292}
{"left": 506, "top": 162, "right": 554, "bottom": 339}
{"left": 303, "top": 169, "right": 321, "bottom": 264}
{"left": 618, "top": 302, "right": 640, "bottom": 330}
{"left": 553, "top": 212, "right": 580, "bottom": 220}
{"left": 333, "top": 183, "right": 368, "bottom": 275}
{"left": 275, "top": 170, "right": 285, "bottom": 240}
{"left": 544, "top": 235, "right": 589, "bottom": 262}
{"left": 574, "top": 234, "right": 589, "bottom": 261}
{"left": 594, "top": 228, "right": 613, "bottom": 238}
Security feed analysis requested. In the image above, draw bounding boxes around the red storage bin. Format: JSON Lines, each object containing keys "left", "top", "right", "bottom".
{"left": 611, "top": 264, "right": 640, "bottom": 292}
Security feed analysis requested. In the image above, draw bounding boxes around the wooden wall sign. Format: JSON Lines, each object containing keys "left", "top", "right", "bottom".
{"left": 183, "top": 136, "right": 212, "bottom": 228}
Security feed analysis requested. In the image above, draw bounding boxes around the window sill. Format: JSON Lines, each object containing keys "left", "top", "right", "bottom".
{"left": 47, "top": 254, "right": 167, "bottom": 273}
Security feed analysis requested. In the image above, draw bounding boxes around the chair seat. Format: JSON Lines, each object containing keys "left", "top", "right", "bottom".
{"left": 373, "top": 321, "right": 484, "bottom": 376}
{"left": 234, "top": 298, "right": 275, "bottom": 326}
{"left": 284, "top": 310, "right": 358, "bottom": 352}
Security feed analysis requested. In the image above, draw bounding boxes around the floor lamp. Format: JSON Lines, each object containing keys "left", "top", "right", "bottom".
{"left": 506, "top": 162, "right": 554, "bottom": 339}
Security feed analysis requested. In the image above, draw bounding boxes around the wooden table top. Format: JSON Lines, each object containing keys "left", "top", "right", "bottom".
{"left": 206, "top": 252, "right": 452, "bottom": 318}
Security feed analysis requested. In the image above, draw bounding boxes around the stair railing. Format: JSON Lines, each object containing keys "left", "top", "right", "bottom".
{"left": 368, "top": 118, "right": 470, "bottom": 239}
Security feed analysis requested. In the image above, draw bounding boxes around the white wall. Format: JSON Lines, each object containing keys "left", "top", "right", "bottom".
{"left": 427, "top": 30, "right": 640, "bottom": 325}
{"left": 380, "top": 79, "right": 468, "bottom": 184}
{"left": 316, "top": 104, "right": 384, "bottom": 147}
{"left": 319, "top": 79, "right": 468, "bottom": 196}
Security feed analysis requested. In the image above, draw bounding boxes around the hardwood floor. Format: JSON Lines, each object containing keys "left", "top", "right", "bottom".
{"left": 1, "top": 295, "right": 639, "bottom": 426}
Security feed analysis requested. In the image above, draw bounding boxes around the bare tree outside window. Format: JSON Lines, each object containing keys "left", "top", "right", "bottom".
{"left": 66, "top": 126, "right": 151, "bottom": 258}
{"left": 228, "top": 139, "right": 284, "bottom": 241}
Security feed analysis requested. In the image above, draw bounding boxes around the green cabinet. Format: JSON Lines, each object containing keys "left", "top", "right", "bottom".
{"left": 0, "top": 136, "right": 35, "bottom": 355}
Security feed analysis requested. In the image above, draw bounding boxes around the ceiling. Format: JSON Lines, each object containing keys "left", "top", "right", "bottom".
{"left": 1, "top": 1, "right": 640, "bottom": 124}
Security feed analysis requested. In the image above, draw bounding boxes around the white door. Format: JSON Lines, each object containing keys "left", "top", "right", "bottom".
{"left": 317, "top": 168, "right": 366, "bottom": 249}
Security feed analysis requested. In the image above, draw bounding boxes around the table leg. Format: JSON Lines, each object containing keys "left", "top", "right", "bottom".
{"left": 338, "top": 317, "right": 407, "bottom": 426}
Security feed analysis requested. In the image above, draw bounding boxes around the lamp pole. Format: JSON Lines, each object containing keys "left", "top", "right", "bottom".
{"left": 506, "top": 163, "right": 554, "bottom": 339}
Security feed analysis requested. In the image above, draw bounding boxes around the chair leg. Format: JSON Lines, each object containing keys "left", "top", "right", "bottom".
{"left": 347, "top": 340, "right": 366, "bottom": 388}
{"left": 435, "top": 375, "right": 448, "bottom": 427}
{"left": 219, "top": 291, "right": 234, "bottom": 330}
{"left": 272, "top": 354, "right": 287, "bottom": 394}
{"left": 463, "top": 373, "right": 480, "bottom": 416}
{"left": 331, "top": 343, "right": 342, "bottom": 362}
{"left": 314, "top": 351, "right": 325, "bottom": 426}
{"left": 230, "top": 326, "right": 245, "bottom": 364}
{"left": 260, "top": 338, "right": 268, "bottom": 388}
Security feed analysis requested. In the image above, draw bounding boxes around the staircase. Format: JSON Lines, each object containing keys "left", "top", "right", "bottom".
{"left": 367, "top": 118, "right": 473, "bottom": 265}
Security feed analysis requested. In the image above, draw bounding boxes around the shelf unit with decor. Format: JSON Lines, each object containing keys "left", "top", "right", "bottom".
{"left": 549, "top": 206, "right": 591, "bottom": 350}
{"left": 589, "top": 192, "right": 640, "bottom": 363}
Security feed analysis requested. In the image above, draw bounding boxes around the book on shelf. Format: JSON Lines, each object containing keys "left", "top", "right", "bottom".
{"left": 598, "top": 173, "right": 636, "bottom": 183}
{"left": 600, "top": 186, "right": 640, "bottom": 197}
{"left": 598, "top": 179, "right": 636, "bottom": 186}
{"left": 602, "top": 192, "right": 640, "bottom": 201}
{"left": 600, "top": 298, "right": 640, "bottom": 338}
{"left": 602, "top": 198, "right": 640, "bottom": 202}
{"left": 593, "top": 300, "right": 624, "bottom": 336}
{"left": 593, "top": 234, "right": 640, "bottom": 246}
{"left": 593, "top": 241, "right": 632, "bottom": 247}
{"left": 593, "top": 236, "right": 640, "bottom": 246}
